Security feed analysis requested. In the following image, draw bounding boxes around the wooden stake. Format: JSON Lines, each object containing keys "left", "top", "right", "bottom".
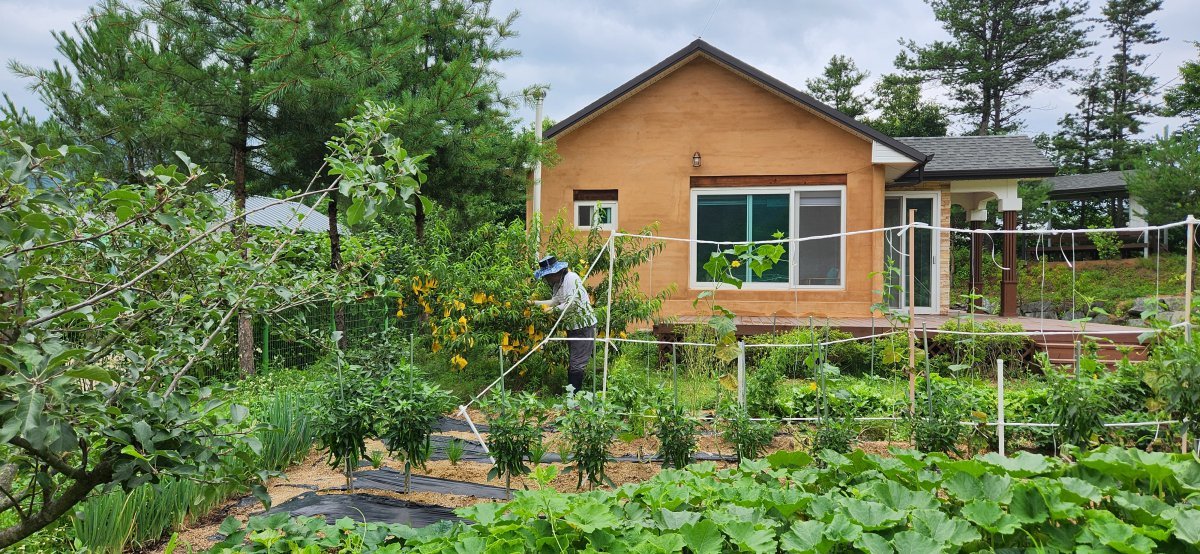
{"left": 997, "top": 359, "right": 1006, "bottom": 457}
{"left": 1186, "top": 215, "right": 1195, "bottom": 343}
{"left": 908, "top": 208, "right": 917, "bottom": 414}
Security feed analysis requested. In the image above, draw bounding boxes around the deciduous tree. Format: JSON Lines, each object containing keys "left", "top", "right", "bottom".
{"left": 1164, "top": 43, "right": 1200, "bottom": 128}
{"left": 1125, "top": 129, "right": 1200, "bottom": 226}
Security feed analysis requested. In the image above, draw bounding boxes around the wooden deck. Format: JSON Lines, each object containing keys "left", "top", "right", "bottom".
{"left": 654, "top": 312, "right": 1148, "bottom": 365}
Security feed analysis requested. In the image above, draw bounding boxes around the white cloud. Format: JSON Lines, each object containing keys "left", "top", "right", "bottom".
{"left": 3, "top": 0, "right": 1196, "bottom": 140}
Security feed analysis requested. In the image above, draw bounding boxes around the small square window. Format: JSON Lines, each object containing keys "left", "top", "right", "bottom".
{"left": 574, "top": 201, "right": 617, "bottom": 230}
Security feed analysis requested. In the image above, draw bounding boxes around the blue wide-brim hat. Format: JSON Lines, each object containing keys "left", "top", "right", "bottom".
{"left": 534, "top": 255, "right": 568, "bottom": 279}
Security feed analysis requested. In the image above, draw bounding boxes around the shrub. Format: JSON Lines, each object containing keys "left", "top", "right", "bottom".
{"left": 812, "top": 418, "right": 854, "bottom": 454}
{"left": 1143, "top": 331, "right": 1200, "bottom": 443}
{"left": 480, "top": 390, "right": 546, "bottom": 492}
{"left": 719, "top": 404, "right": 777, "bottom": 461}
{"left": 607, "top": 358, "right": 667, "bottom": 434}
{"left": 746, "top": 362, "right": 783, "bottom": 418}
{"left": 1045, "top": 358, "right": 1111, "bottom": 452}
{"left": 931, "top": 319, "right": 1032, "bottom": 376}
{"left": 312, "top": 363, "right": 378, "bottom": 490}
{"left": 748, "top": 327, "right": 871, "bottom": 377}
{"left": 910, "top": 374, "right": 971, "bottom": 454}
{"left": 655, "top": 401, "right": 699, "bottom": 469}
{"left": 1087, "top": 227, "right": 1123, "bottom": 260}
{"left": 377, "top": 365, "right": 457, "bottom": 491}
{"left": 557, "top": 391, "right": 624, "bottom": 489}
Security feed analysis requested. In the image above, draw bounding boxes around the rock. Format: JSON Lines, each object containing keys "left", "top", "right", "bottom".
{"left": 1061, "top": 310, "right": 1088, "bottom": 321}
{"left": 1167, "top": 311, "right": 1188, "bottom": 324}
{"left": 1020, "top": 301, "right": 1056, "bottom": 317}
{"left": 1163, "top": 296, "right": 1188, "bottom": 311}
{"left": 1091, "top": 313, "right": 1112, "bottom": 325}
{"left": 1127, "top": 318, "right": 1145, "bottom": 327}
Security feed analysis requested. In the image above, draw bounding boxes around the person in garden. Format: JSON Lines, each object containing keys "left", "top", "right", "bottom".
{"left": 533, "top": 255, "right": 598, "bottom": 393}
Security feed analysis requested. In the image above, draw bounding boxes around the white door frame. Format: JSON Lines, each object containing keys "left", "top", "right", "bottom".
{"left": 886, "top": 192, "right": 940, "bottom": 314}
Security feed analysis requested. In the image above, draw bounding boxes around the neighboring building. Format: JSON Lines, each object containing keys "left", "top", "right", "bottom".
{"left": 532, "top": 40, "right": 1054, "bottom": 320}
{"left": 212, "top": 190, "right": 344, "bottom": 234}
{"left": 1042, "top": 171, "right": 1155, "bottom": 257}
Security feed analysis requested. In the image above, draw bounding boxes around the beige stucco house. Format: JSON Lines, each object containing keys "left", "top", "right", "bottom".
{"left": 532, "top": 40, "right": 1055, "bottom": 323}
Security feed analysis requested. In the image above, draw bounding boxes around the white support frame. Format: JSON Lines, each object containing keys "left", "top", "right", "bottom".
{"left": 573, "top": 200, "right": 618, "bottom": 231}
{"left": 689, "top": 185, "right": 846, "bottom": 291}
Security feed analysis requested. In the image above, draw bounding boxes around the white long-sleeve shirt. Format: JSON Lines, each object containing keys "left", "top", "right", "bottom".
{"left": 536, "top": 271, "right": 598, "bottom": 331}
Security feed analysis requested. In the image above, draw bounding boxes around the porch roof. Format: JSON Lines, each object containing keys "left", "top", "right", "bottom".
{"left": 897, "top": 136, "right": 1056, "bottom": 181}
{"left": 1044, "top": 170, "right": 1131, "bottom": 200}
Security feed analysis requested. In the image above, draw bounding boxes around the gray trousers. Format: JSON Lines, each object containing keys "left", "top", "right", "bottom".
{"left": 566, "top": 326, "right": 595, "bottom": 393}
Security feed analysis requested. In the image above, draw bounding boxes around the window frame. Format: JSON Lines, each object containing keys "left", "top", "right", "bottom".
{"left": 689, "top": 185, "right": 846, "bottom": 291}
{"left": 573, "top": 200, "right": 618, "bottom": 231}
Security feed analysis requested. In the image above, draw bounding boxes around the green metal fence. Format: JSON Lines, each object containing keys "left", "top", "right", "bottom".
{"left": 203, "top": 298, "right": 414, "bottom": 379}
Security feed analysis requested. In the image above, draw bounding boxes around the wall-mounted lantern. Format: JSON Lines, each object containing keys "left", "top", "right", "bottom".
{"left": 692, "top": 151, "right": 702, "bottom": 167}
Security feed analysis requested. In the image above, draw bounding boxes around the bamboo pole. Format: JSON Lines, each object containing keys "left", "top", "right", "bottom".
{"left": 997, "top": 359, "right": 1006, "bottom": 457}
{"left": 737, "top": 341, "right": 747, "bottom": 408}
{"left": 908, "top": 209, "right": 917, "bottom": 414}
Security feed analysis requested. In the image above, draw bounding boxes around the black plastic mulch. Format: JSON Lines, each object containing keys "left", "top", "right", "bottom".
{"left": 263, "top": 491, "right": 464, "bottom": 527}
{"left": 434, "top": 416, "right": 488, "bottom": 433}
{"left": 352, "top": 469, "right": 509, "bottom": 499}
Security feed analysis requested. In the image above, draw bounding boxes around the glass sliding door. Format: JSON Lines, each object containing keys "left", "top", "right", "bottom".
{"left": 884, "top": 194, "right": 938, "bottom": 313}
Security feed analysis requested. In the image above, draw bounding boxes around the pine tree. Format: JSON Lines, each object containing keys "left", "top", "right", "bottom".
{"left": 1049, "top": 65, "right": 1110, "bottom": 173}
{"left": 865, "top": 73, "right": 948, "bottom": 137}
{"left": 897, "top": 0, "right": 1093, "bottom": 135}
{"left": 805, "top": 55, "right": 872, "bottom": 119}
{"left": 1097, "top": 0, "right": 1165, "bottom": 169}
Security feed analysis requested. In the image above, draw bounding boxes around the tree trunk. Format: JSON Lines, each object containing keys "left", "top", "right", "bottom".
{"left": 235, "top": 57, "right": 255, "bottom": 376}
{"left": 0, "top": 459, "right": 114, "bottom": 549}
{"left": 327, "top": 196, "right": 347, "bottom": 350}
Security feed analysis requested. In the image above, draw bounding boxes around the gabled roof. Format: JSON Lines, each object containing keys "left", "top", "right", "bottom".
{"left": 896, "top": 136, "right": 1056, "bottom": 180}
{"left": 544, "top": 39, "right": 930, "bottom": 165}
{"left": 212, "top": 190, "right": 346, "bottom": 234}
{"left": 1044, "top": 170, "right": 1131, "bottom": 198}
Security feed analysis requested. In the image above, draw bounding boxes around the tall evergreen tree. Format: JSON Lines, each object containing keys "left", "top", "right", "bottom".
{"left": 865, "top": 73, "right": 949, "bottom": 137}
{"left": 1049, "top": 65, "right": 1110, "bottom": 173}
{"left": 897, "top": 0, "right": 1093, "bottom": 135}
{"left": 1097, "top": 0, "right": 1165, "bottom": 169}
{"left": 805, "top": 55, "right": 872, "bottom": 119}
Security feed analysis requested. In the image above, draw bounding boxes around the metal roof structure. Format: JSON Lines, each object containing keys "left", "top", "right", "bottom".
{"left": 897, "top": 136, "right": 1057, "bottom": 180}
{"left": 1043, "top": 170, "right": 1131, "bottom": 199}
{"left": 211, "top": 190, "right": 345, "bottom": 234}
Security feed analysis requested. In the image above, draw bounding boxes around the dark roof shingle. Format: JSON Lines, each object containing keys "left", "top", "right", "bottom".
{"left": 1043, "top": 171, "right": 1130, "bottom": 197}
{"left": 897, "top": 136, "right": 1056, "bottom": 180}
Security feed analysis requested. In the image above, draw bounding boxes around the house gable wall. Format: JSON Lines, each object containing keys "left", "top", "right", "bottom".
{"left": 540, "top": 56, "right": 886, "bottom": 320}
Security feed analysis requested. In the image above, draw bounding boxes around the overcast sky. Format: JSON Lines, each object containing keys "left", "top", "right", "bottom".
{"left": 3, "top": 0, "right": 1196, "bottom": 138}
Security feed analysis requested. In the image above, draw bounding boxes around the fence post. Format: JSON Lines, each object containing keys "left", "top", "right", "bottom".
{"left": 1186, "top": 214, "right": 1195, "bottom": 343}
{"left": 261, "top": 319, "right": 270, "bottom": 373}
{"left": 737, "top": 340, "right": 746, "bottom": 409}
{"left": 498, "top": 344, "right": 505, "bottom": 394}
{"left": 997, "top": 358, "right": 1006, "bottom": 457}
{"left": 907, "top": 209, "right": 917, "bottom": 415}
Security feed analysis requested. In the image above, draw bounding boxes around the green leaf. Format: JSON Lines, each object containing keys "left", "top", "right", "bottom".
{"left": 679, "top": 520, "right": 723, "bottom": 554}
{"left": 910, "top": 509, "right": 981, "bottom": 547}
{"left": 841, "top": 498, "right": 904, "bottom": 531}
{"left": 1172, "top": 508, "right": 1200, "bottom": 545}
{"left": 853, "top": 532, "right": 893, "bottom": 554}
{"left": 961, "top": 500, "right": 1022, "bottom": 535}
{"left": 231, "top": 404, "right": 249, "bottom": 425}
{"left": 890, "top": 530, "right": 942, "bottom": 553}
{"left": 656, "top": 509, "right": 700, "bottom": 531}
{"left": 64, "top": 366, "right": 115, "bottom": 384}
{"left": 721, "top": 521, "right": 776, "bottom": 552}
{"left": 132, "top": 420, "right": 155, "bottom": 454}
{"left": 767, "top": 450, "right": 813, "bottom": 469}
{"left": 780, "top": 520, "right": 829, "bottom": 553}
{"left": 250, "top": 483, "right": 271, "bottom": 509}
{"left": 564, "top": 500, "right": 621, "bottom": 533}
{"left": 978, "top": 450, "right": 1055, "bottom": 477}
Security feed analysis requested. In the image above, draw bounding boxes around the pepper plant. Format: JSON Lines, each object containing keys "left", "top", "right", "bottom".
{"left": 479, "top": 390, "right": 546, "bottom": 496}
{"left": 557, "top": 391, "right": 624, "bottom": 489}
{"left": 312, "top": 362, "right": 377, "bottom": 491}
{"left": 377, "top": 365, "right": 456, "bottom": 493}
{"left": 655, "top": 400, "right": 698, "bottom": 469}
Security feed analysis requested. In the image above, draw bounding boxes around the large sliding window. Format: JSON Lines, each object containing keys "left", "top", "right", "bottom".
{"left": 692, "top": 186, "right": 844, "bottom": 289}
